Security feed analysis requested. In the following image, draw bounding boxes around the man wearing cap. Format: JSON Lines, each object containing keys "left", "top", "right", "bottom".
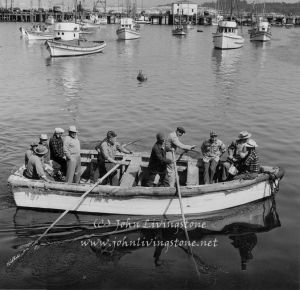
{"left": 25, "top": 141, "right": 38, "bottom": 166}
{"left": 95, "top": 130, "right": 132, "bottom": 186}
{"left": 201, "top": 131, "right": 226, "bottom": 184}
{"left": 165, "top": 127, "right": 196, "bottom": 187}
{"left": 145, "top": 132, "right": 172, "bottom": 187}
{"left": 39, "top": 134, "right": 50, "bottom": 163}
{"left": 233, "top": 140, "right": 260, "bottom": 180}
{"left": 49, "top": 128, "right": 66, "bottom": 180}
{"left": 24, "top": 145, "right": 50, "bottom": 181}
{"left": 222, "top": 131, "right": 253, "bottom": 181}
{"left": 64, "top": 126, "right": 81, "bottom": 183}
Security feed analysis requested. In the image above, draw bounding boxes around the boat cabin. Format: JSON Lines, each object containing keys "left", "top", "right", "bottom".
{"left": 53, "top": 22, "right": 80, "bottom": 41}
{"left": 119, "top": 18, "right": 138, "bottom": 30}
{"left": 217, "top": 21, "right": 238, "bottom": 33}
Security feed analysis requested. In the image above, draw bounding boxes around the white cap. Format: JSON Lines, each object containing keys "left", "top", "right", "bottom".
{"left": 245, "top": 139, "right": 258, "bottom": 148}
{"left": 40, "top": 134, "right": 48, "bottom": 140}
{"left": 54, "top": 128, "right": 64, "bottom": 134}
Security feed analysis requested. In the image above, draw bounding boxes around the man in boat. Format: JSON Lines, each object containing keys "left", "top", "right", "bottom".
{"left": 145, "top": 132, "right": 172, "bottom": 187}
{"left": 64, "top": 126, "right": 81, "bottom": 184}
{"left": 201, "top": 131, "right": 226, "bottom": 184}
{"left": 24, "top": 141, "right": 38, "bottom": 166}
{"left": 24, "top": 145, "right": 51, "bottom": 181}
{"left": 49, "top": 128, "right": 66, "bottom": 180}
{"left": 39, "top": 134, "right": 50, "bottom": 163}
{"left": 95, "top": 130, "right": 131, "bottom": 186}
{"left": 165, "top": 127, "right": 196, "bottom": 187}
{"left": 233, "top": 140, "right": 260, "bottom": 180}
{"left": 221, "top": 131, "right": 252, "bottom": 181}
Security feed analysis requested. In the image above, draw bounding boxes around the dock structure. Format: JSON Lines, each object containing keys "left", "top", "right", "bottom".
{"left": 0, "top": 9, "right": 299, "bottom": 26}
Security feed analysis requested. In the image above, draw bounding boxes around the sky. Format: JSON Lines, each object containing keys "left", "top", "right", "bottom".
{"left": 1, "top": 0, "right": 299, "bottom": 10}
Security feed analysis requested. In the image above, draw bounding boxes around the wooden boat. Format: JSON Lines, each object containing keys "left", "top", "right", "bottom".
{"left": 7, "top": 149, "right": 284, "bottom": 216}
{"left": 213, "top": 20, "right": 244, "bottom": 49}
{"left": 116, "top": 18, "right": 141, "bottom": 40}
{"left": 172, "top": 25, "right": 186, "bottom": 36}
{"left": 249, "top": 17, "right": 271, "bottom": 42}
{"left": 45, "top": 22, "right": 106, "bottom": 57}
{"left": 22, "top": 24, "right": 54, "bottom": 40}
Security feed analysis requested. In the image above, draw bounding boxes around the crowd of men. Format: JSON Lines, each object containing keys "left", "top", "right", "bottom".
{"left": 23, "top": 125, "right": 260, "bottom": 187}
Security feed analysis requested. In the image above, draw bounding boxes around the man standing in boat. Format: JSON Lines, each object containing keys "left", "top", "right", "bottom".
{"left": 201, "top": 131, "right": 226, "bottom": 184}
{"left": 49, "top": 128, "right": 66, "bottom": 180}
{"left": 165, "top": 127, "right": 196, "bottom": 187}
{"left": 64, "top": 126, "right": 81, "bottom": 184}
{"left": 95, "top": 130, "right": 132, "bottom": 186}
{"left": 145, "top": 132, "right": 172, "bottom": 187}
{"left": 39, "top": 134, "right": 50, "bottom": 163}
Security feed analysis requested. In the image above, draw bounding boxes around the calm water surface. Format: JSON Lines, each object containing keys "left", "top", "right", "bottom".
{"left": 0, "top": 23, "right": 299, "bottom": 289}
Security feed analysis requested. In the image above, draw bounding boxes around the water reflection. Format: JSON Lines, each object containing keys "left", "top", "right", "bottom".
{"left": 10, "top": 197, "right": 280, "bottom": 280}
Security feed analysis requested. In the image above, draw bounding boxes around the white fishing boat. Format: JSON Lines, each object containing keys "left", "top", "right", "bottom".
{"left": 81, "top": 14, "right": 102, "bottom": 29}
{"left": 45, "top": 15, "right": 55, "bottom": 25}
{"left": 23, "top": 24, "right": 54, "bottom": 40}
{"left": 8, "top": 150, "right": 284, "bottom": 216}
{"left": 172, "top": 25, "right": 186, "bottom": 36}
{"left": 116, "top": 18, "right": 141, "bottom": 40}
{"left": 249, "top": 17, "right": 271, "bottom": 42}
{"left": 213, "top": 20, "right": 244, "bottom": 49}
{"left": 45, "top": 22, "right": 106, "bottom": 57}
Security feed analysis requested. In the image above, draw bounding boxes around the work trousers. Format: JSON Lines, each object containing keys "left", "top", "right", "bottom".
{"left": 98, "top": 162, "right": 119, "bottom": 186}
{"left": 66, "top": 155, "right": 81, "bottom": 183}
{"left": 146, "top": 171, "right": 169, "bottom": 187}
{"left": 203, "top": 158, "right": 218, "bottom": 184}
{"left": 166, "top": 151, "right": 175, "bottom": 187}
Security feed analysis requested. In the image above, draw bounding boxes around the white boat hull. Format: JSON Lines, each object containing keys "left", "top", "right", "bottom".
{"left": 250, "top": 31, "right": 271, "bottom": 42}
{"left": 45, "top": 40, "right": 106, "bottom": 57}
{"left": 213, "top": 33, "right": 244, "bottom": 49}
{"left": 10, "top": 178, "right": 276, "bottom": 216}
{"left": 25, "top": 30, "right": 54, "bottom": 40}
{"left": 116, "top": 28, "right": 140, "bottom": 40}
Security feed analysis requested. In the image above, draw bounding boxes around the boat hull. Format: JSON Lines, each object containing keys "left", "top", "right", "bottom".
{"left": 250, "top": 31, "right": 271, "bottom": 42}
{"left": 116, "top": 28, "right": 140, "bottom": 40}
{"left": 213, "top": 33, "right": 244, "bottom": 49}
{"left": 8, "top": 169, "right": 283, "bottom": 216}
{"left": 25, "top": 30, "right": 54, "bottom": 40}
{"left": 45, "top": 40, "right": 106, "bottom": 57}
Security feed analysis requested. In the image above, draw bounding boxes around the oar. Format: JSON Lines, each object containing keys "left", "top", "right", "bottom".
{"left": 172, "top": 150, "right": 192, "bottom": 255}
{"left": 6, "top": 163, "right": 121, "bottom": 267}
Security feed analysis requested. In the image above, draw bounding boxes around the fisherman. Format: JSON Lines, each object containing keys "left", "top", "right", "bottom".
{"left": 49, "top": 127, "right": 66, "bottom": 180}
{"left": 165, "top": 127, "right": 196, "bottom": 187}
{"left": 233, "top": 140, "right": 260, "bottom": 180}
{"left": 24, "top": 141, "right": 38, "bottom": 166}
{"left": 222, "top": 131, "right": 252, "bottom": 181}
{"left": 24, "top": 145, "right": 51, "bottom": 181}
{"left": 145, "top": 132, "right": 172, "bottom": 187}
{"left": 39, "top": 134, "right": 50, "bottom": 163}
{"left": 95, "top": 130, "right": 132, "bottom": 186}
{"left": 201, "top": 131, "right": 226, "bottom": 184}
{"left": 64, "top": 126, "right": 81, "bottom": 184}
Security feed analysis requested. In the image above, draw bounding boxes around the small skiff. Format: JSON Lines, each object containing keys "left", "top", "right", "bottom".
{"left": 7, "top": 150, "right": 284, "bottom": 216}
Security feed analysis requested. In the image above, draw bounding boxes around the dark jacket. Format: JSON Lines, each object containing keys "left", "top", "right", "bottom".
{"left": 148, "top": 142, "right": 171, "bottom": 173}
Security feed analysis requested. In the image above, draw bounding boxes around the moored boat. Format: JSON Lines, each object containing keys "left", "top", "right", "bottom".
{"left": 23, "top": 24, "right": 54, "bottom": 40}
{"left": 45, "top": 22, "right": 106, "bottom": 57}
{"left": 172, "top": 25, "right": 186, "bottom": 36}
{"left": 116, "top": 18, "right": 141, "bottom": 40}
{"left": 7, "top": 149, "right": 284, "bottom": 216}
{"left": 213, "top": 20, "right": 244, "bottom": 49}
{"left": 249, "top": 17, "right": 271, "bottom": 42}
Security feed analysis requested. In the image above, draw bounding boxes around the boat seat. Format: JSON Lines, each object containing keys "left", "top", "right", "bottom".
{"left": 186, "top": 160, "right": 199, "bottom": 186}
{"left": 119, "top": 156, "right": 141, "bottom": 187}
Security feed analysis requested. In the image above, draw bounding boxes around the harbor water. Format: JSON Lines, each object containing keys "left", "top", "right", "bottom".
{"left": 0, "top": 23, "right": 299, "bottom": 289}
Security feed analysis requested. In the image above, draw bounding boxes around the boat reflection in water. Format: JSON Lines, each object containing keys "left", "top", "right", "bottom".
{"left": 11, "top": 196, "right": 280, "bottom": 279}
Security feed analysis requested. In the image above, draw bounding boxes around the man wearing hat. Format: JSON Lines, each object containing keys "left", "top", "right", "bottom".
{"left": 25, "top": 141, "right": 38, "bottom": 166}
{"left": 233, "top": 139, "right": 260, "bottom": 180}
{"left": 49, "top": 128, "right": 66, "bottom": 180}
{"left": 39, "top": 134, "right": 50, "bottom": 163}
{"left": 145, "top": 132, "right": 172, "bottom": 187}
{"left": 95, "top": 130, "right": 132, "bottom": 186}
{"left": 165, "top": 127, "right": 196, "bottom": 187}
{"left": 222, "top": 131, "right": 253, "bottom": 181}
{"left": 201, "top": 131, "right": 226, "bottom": 184}
{"left": 24, "top": 145, "right": 50, "bottom": 181}
{"left": 64, "top": 126, "right": 81, "bottom": 183}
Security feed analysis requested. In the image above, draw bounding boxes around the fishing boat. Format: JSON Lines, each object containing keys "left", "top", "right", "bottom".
{"left": 116, "top": 17, "right": 141, "bottom": 40}
{"left": 213, "top": 20, "right": 244, "bottom": 49}
{"left": 172, "top": 24, "right": 186, "bottom": 36}
{"left": 22, "top": 24, "right": 54, "bottom": 40}
{"left": 7, "top": 149, "right": 284, "bottom": 216}
{"left": 45, "top": 22, "right": 106, "bottom": 57}
{"left": 249, "top": 16, "right": 271, "bottom": 42}
{"left": 45, "top": 15, "right": 55, "bottom": 25}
